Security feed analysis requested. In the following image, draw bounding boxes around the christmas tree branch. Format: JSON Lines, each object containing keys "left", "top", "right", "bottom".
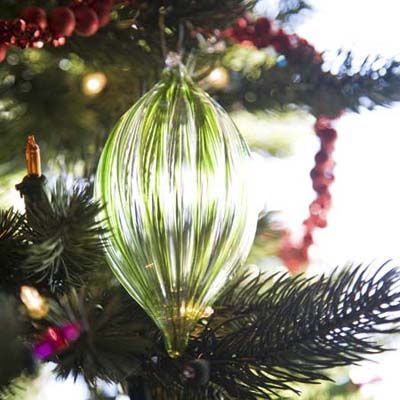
{"left": 0, "top": 208, "right": 27, "bottom": 293}
{"left": 328, "top": 52, "right": 400, "bottom": 111}
{"left": 36, "top": 286, "right": 156, "bottom": 384}
{"left": 204, "top": 265, "right": 400, "bottom": 398}
{"left": 276, "top": 0, "right": 312, "bottom": 23}
{"left": 28, "top": 264, "right": 400, "bottom": 399}
{"left": 218, "top": 51, "right": 400, "bottom": 117}
{"left": 20, "top": 179, "right": 108, "bottom": 293}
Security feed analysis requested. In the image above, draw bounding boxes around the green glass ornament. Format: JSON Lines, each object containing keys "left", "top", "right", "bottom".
{"left": 95, "top": 61, "right": 258, "bottom": 357}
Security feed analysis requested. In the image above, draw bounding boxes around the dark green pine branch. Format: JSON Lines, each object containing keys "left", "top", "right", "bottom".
{"left": 204, "top": 265, "right": 400, "bottom": 399}
{"left": 44, "top": 264, "right": 400, "bottom": 399}
{"left": 218, "top": 52, "right": 400, "bottom": 117}
{"left": 21, "top": 179, "right": 108, "bottom": 293}
{"left": 0, "top": 208, "right": 27, "bottom": 293}
{"left": 35, "top": 286, "right": 157, "bottom": 384}
{"left": 276, "top": 0, "right": 312, "bottom": 24}
{"left": 327, "top": 52, "right": 400, "bottom": 111}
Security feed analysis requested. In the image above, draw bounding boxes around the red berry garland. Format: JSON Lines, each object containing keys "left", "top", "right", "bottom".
{"left": 280, "top": 117, "right": 338, "bottom": 273}
{"left": 20, "top": 6, "right": 48, "bottom": 31}
{"left": 225, "top": 16, "right": 342, "bottom": 273}
{"left": 0, "top": 0, "right": 120, "bottom": 60}
{"left": 224, "top": 16, "right": 322, "bottom": 65}
{"left": 73, "top": 5, "right": 100, "bottom": 37}
{"left": 49, "top": 7, "right": 76, "bottom": 37}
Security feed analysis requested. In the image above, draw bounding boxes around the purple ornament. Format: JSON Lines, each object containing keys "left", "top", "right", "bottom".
{"left": 61, "top": 322, "right": 81, "bottom": 341}
{"left": 33, "top": 341, "right": 54, "bottom": 360}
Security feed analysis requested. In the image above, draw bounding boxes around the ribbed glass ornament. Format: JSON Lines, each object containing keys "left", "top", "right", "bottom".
{"left": 95, "top": 63, "right": 258, "bottom": 357}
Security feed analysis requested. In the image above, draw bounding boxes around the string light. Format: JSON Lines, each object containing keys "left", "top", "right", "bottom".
{"left": 25, "top": 135, "right": 42, "bottom": 177}
{"left": 82, "top": 72, "right": 107, "bottom": 96}
{"left": 20, "top": 285, "right": 49, "bottom": 319}
{"left": 207, "top": 67, "right": 230, "bottom": 90}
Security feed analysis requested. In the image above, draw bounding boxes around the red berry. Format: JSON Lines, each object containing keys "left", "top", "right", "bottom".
{"left": 299, "top": 37, "right": 308, "bottom": 46}
{"left": 245, "top": 25, "right": 255, "bottom": 35}
{"left": 233, "top": 31, "right": 251, "bottom": 43}
{"left": 310, "top": 214, "right": 327, "bottom": 228}
{"left": 0, "top": 45, "right": 6, "bottom": 63}
{"left": 309, "top": 199, "right": 323, "bottom": 215}
{"left": 317, "top": 127, "right": 337, "bottom": 142}
{"left": 222, "top": 27, "right": 235, "bottom": 38}
{"left": 49, "top": 7, "right": 76, "bottom": 37}
{"left": 73, "top": 5, "right": 99, "bottom": 37}
{"left": 255, "top": 17, "right": 271, "bottom": 35}
{"left": 280, "top": 246, "right": 308, "bottom": 273}
{"left": 303, "top": 232, "right": 314, "bottom": 246}
{"left": 310, "top": 166, "right": 323, "bottom": 180}
{"left": 284, "top": 257, "right": 302, "bottom": 272}
{"left": 236, "top": 17, "right": 248, "bottom": 29}
{"left": 88, "top": 0, "right": 114, "bottom": 7}
{"left": 313, "top": 181, "right": 329, "bottom": 194}
{"left": 293, "top": 43, "right": 316, "bottom": 63}
{"left": 20, "top": 6, "right": 47, "bottom": 30}
{"left": 46, "top": 327, "right": 67, "bottom": 352}
{"left": 91, "top": 0, "right": 114, "bottom": 27}
{"left": 315, "top": 150, "right": 329, "bottom": 165}
{"left": 303, "top": 217, "right": 315, "bottom": 230}
{"left": 317, "top": 192, "right": 332, "bottom": 209}
{"left": 8, "top": 19, "right": 27, "bottom": 45}
{"left": 254, "top": 36, "right": 270, "bottom": 48}
{"left": 270, "top": 29, "right": 290, "bottom": 53}
{"left": 314, "top": 116, "right": 331, "bottom": 131}
{"left": 12, "top": 18, "right": 27, "bottom": 33}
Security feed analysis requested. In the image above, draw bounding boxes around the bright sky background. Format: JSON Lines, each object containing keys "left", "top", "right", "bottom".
{"left": 300, "top": 0, "right": 400, "bottom": 272}
{"left": 258, "top": 0, "right": 400, "bottom": 274}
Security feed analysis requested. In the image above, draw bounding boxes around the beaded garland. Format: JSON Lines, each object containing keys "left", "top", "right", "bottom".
{"left": 0, "top": 0, "right": 127, "bottom": 61}
{"left": 224, "top": 16, "right": 341, "bottom": 272}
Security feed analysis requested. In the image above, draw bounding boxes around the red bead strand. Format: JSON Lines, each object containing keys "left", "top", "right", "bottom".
{"left": 279, "top": 117, "right": 338, "bottom": 273}
{"left": 224, "top": 16, "right": 343, "bottom": 272}
{"left": 0, "top": 0, "right": 130, "bottom": 59}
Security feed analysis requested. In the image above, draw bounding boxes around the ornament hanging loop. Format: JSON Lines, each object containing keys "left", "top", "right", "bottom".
{"left": 159, "top": 6, "right": 187, "bottom": 69}
{"left": 158, "top": 6, "right": 168, "bottom": 60}
{"left": 165, "top": 52, "right": 183, "bottom": 69}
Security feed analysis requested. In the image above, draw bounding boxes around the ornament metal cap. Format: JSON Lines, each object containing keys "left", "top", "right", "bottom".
{"left": 165, "top": 52, "right": 183, "bottom": 69}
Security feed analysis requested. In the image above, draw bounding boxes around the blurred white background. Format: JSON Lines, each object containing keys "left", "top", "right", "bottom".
{"left": 258, "top": 0, "right": 400, "bottom": 272}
